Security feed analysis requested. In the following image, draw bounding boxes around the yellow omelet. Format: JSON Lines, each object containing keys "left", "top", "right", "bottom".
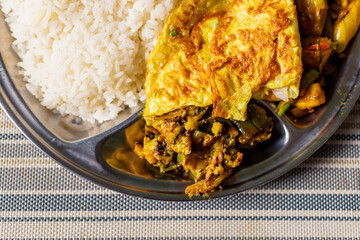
{"left": 144, "top": 0, "right": 303, "bottom": 121}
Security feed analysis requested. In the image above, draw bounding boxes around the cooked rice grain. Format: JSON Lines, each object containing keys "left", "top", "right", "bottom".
{"left": 0, "top": 0, "right": 179, "bottom": 122}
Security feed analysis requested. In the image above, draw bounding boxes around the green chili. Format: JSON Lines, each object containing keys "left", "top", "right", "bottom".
{"left": 300, "top": 69, "right": 320, "bottom": 89}
{"left": 276, "top": 101, "right": 293, "bottom": 117}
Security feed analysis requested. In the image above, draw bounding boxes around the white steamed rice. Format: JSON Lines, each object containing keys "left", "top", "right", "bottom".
{"left": 0, "top": 0, "right": 179, "bottom": 122}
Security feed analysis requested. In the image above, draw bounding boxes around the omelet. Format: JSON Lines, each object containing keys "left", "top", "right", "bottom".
{"left": 144, "top": 0, "right": 303, "bottom": 121}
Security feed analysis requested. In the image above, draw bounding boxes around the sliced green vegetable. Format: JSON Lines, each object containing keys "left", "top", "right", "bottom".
{"left": 160, "top": 162, "right": 180, "bottom": 173}
{"left": 247, "top": 105, "right": 272, "bottom": 129}
{"left": 300, "top": 69, "right": 320, "bottom": 89}
{"left": 189, "top": 170, "right": 197, "bottom": 180}
{"left": 233, "top": 105, "right": 273, "bottom": 141}
{"left": 214, "top": 117, "right": 232, "bottom": 129}
{"left": 274, "top": 100, "right": 284, "bottom": 113}
{"left": 166, "top": 150, "right": 174, "bottom": 156}
{"left": 177, "top": 153, "right": 186, "bottom": 164}
{"left": 233, "top": 120, "right": 259, "bottom": 140}
{"left": 276, "top": 101, "right": 293, "bottom": 117}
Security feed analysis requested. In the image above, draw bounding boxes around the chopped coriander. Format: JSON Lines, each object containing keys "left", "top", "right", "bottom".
{"left": 170, "top": 28, "right": 178, "bottom": 37}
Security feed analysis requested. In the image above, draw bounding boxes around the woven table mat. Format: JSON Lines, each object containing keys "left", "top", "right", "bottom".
{"left": 1, "top": 100, "right": 359, "bottom": 239}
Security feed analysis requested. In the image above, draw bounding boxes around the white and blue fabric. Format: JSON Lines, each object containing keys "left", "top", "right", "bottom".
{"left": 1, "top": 100, "right": 359, "bottom": 239}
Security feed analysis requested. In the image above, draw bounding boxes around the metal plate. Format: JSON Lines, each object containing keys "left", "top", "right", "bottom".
{"left": 1, "top": 10, "right": 359, "bottom": 201}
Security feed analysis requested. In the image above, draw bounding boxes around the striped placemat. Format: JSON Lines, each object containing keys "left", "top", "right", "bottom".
{"left": 1, "top": 100, "right": 359, "bottom": 239}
